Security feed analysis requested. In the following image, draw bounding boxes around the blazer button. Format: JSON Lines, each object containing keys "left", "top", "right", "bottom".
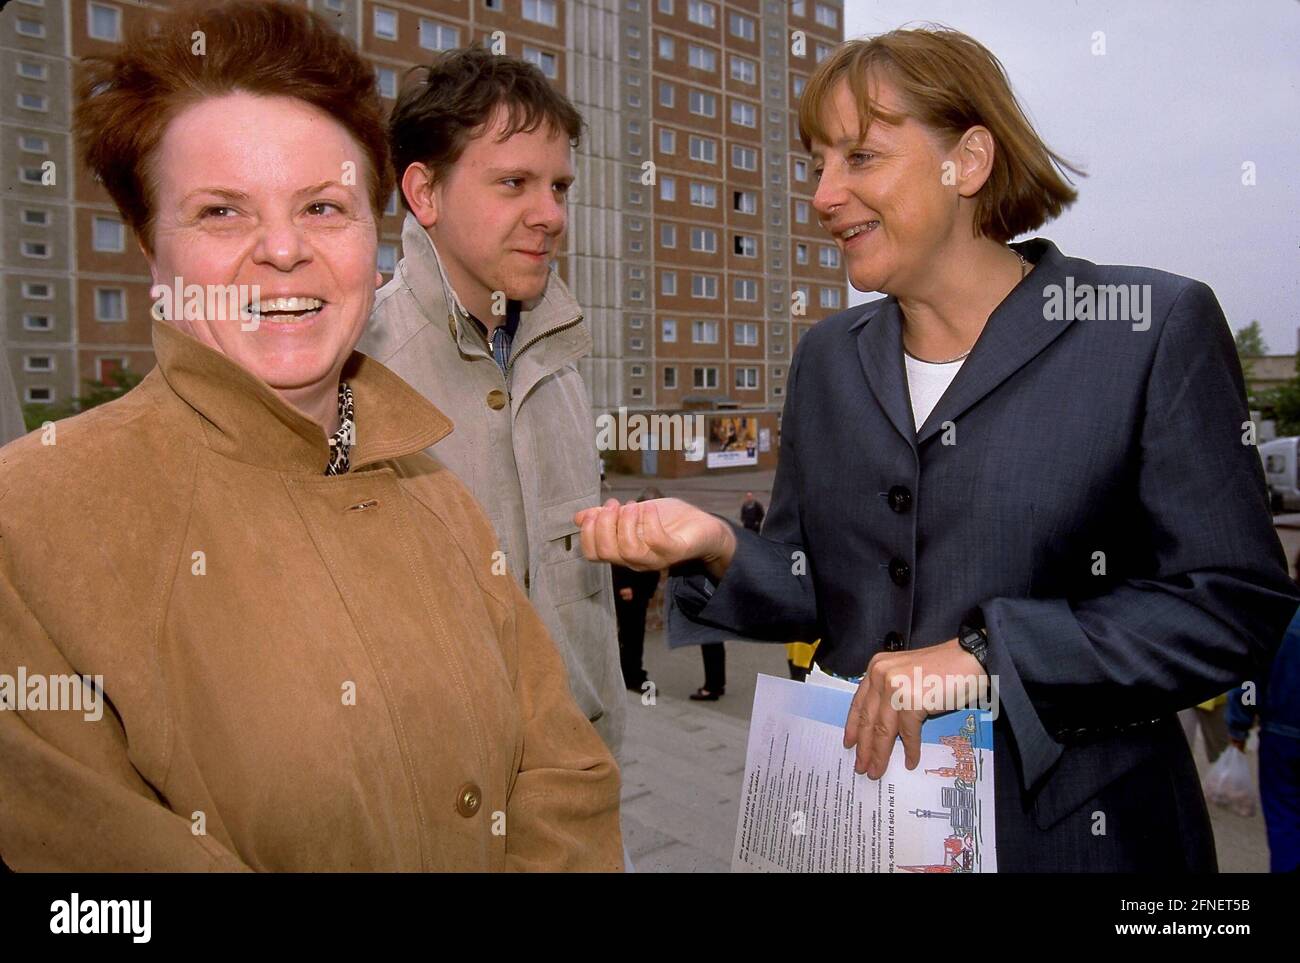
{"left": 887, "top": 486, "right": 912, "bottom": 513}
{"left": 883, "top": 631, "right": 904, "bottom": 651}
{"left": 456, "top": 783, "right": 482, "bottom": 818}
{"left": 888, "top": 558, "right": 911, "bottom": 586}
{"left": 486, "top": 389, "right": 508, "bottom": 410}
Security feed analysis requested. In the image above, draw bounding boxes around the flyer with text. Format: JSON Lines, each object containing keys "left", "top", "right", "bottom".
{"left": 732, "top": 674, "right": 997, "bottom": 873}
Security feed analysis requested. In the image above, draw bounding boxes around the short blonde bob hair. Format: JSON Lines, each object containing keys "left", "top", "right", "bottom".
{"left": 799, "top": 26, "right": 1083, "bottom": 243}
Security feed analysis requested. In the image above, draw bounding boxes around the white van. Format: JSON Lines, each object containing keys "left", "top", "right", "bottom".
{"left": 1261, "top": 436, "right": 1300, "bottom": 512}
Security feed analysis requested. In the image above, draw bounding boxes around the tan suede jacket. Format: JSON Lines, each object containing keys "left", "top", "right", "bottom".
{"left": 0, "top": 320, "right": 621, "bottom": 872}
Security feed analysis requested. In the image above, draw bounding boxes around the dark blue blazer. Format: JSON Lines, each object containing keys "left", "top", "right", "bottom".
{"left": 673, "top": 238, "right": 1300, "bottom": 871}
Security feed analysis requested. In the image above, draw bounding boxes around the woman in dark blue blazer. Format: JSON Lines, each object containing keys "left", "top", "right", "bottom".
{"left": 577, "top": 28, "right": 1299, "bottom": 871}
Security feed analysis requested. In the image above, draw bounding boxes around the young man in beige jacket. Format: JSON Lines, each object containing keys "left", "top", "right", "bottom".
{"left": 359, "top": 48, "right": 625, "bottom": 759}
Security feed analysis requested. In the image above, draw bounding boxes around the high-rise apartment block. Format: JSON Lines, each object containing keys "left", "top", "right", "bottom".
{"left": 2, "top": 0, "right": 845, "bottom": 422}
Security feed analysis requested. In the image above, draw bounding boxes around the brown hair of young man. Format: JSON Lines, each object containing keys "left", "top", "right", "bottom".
{"left": 388, "top": 45, "right": 583, "bottom": 210}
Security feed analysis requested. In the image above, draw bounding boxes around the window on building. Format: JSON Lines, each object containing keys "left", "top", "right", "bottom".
{"left": 25, "top": 387, "right": 54, "bottom": 404}
{"left": 23, "top": 314, "right": 53, "bottom": 331}
{"left": 792, "top": 0, "right": 806, "bottom": 15}
{"left": 627, "top": 92, "right": 642, "bottom": 107}
{"left": 794, "top": 158, "right": 808, "bottom": 181}
{"left": 792, "top": 75, "right": 807, "bottom": 99}
{"left": 729, "top": 12, "right": 755, "bottom": 41}
{"left": 692, "top": 319, "right": 719, "bottom": 343}
{"left": 735, "top": 367, "right": 758, "bottom": 389}
{"left": 735, "top": 322, "right": 758, "bottom": 345}
{"left": 95, "top": 287, "right": 126, "bottom": 322}
{"left": 17, "top": 93, "right": 48, "bottom": 112}
{"left": 691, "top": 274, "right": 718, "bottom": 299}
{"left": 688, "top": 90, "right": 717, "bottom": 117}
{"left": 20, "top": 166, "right": 45, "bottom": 185}
{"left": 688, "top": 135, "right": 717, "bottom": 163}
{"left": 815, "top": 4, "right": 838, "bottom": 28}
{"left": 21, "top": 240, "right": 50, "bottom": 258}
{"left": 420, "top": 20, "right": 460, "bottom": 51}
{"left": 795, "top": 200, "right": 810, "bottom": 223}
{"left": 658, "top": 0, "right": 673, "bottom": 13}
{"left": 730, "top": 56, "right": 756, "bottom": 84}
{"left": 687, "top": 0, "right": 716, "bottom": 28}
{"left": 819, "top": 245, "right": 840, "bottom": 268}
{"left": 795, "top": 243, "right": 808, "bottom": 264}
{"left": 820, "top": 287, "right": 842, "bottom": 309}
{"left": 734, "top": 235, "right": 757, "bottom": 257}
{"left": 734, "top": 278, "right": 758, "bottom": 301}
{"left": 376, "top": 66, "right": 397, "bottom": 99}
{"left": 662, "top": 318, "right": 678, "bottom": 342}
{"left": 629, "top": 287, "right": 645, "bottom": 302}
{"left": 815, "top": 43, "right": 832, "bottom": 64}
{"left": 22, "top": 281, "right": 52, "bottom": 300}
{"left": 93, "top": 216, "right": 124, "bottom": 252}
{"left": 731, "top": 101, "right": 756, "bottom": 127}
{"left": 660, "top": 223, "right": 677, "bottom": 248}
{"left": 687, "top": 45, "right": 717, "bottom": 71}
{"left": 661, "top": 271, "right": 678, "bottom": 296}
{"left": 731, "top": 145, "right": 757, "bottom": 170}
{"left": 630, "top": 386, "right": 645, "bottom": 398}
{"left": 659, "top": 175, "right": 676, "bottom": 201}
{"left": 522, "top": 46, "right": 558, "bottom": 78}
{"left": 627, "top": 46, "right": 642, "bottom": 61}
{"left": 522, "top": 0, "right": 558, "bottom": 26}
{"left": 630, "top": 338, "right": 644, "bottom": 351}
{"left": 17, "top": 60, "right": 48, "bottom": 81}
{"left": 88, "top": 2, "right": 122, "bottom": 42}
{"left": 663, "top": 366, "right": 677, "bottom": 388}
{"left": 385, "top": 190, "right": 399, "bottom": 216}
{"left": 689, "top": 227, "right": 717, "bottom": 253}
{"left": 658, "top": 35, "right": 674, "bottom": 60}
{"left": 373, "top": 7, "right": 398, "bottom": 40}
{"left": 659, "top": 128, "right": 676, "bottom": 154}
{"left": 16, "top": 19, "right": 47, "bottom": 39}
{"left": 689, "top": 182, "right": 717, "bottom": 207}
{"left": 377, "top": 244, "right": 397, "bottom": 274}
{"left": 733, "top": 190, "right": 757, "bottom": 214}
{"left": 693, "top": 367, "right": 719, "bottom": 389}
{"left": 24, "top": 355, "right": 53, "bottom": 373}
{"left": 485, "top": 0, "right": 504, "bottom": 9}
{"left": 659, "top": 81, "right": 675, "bottom": 107}
{"left": 18, "top": 134, "right": 49, "bottom": 153}
{"left": 21, "top": 209, "right": 49, "bottom": 226}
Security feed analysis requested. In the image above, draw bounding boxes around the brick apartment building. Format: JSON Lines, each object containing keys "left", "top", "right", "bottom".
{"left": 2, "top": 0, "right": 846, "bottom": 429}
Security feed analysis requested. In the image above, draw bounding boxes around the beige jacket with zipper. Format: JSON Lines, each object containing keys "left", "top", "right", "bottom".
{"left": 358, "top": 214, "right": 624, "bottom": 758}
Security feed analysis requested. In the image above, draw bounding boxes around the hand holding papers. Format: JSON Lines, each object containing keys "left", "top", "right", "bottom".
{"left": 732, "top": 674, "right": 997, "bottom": 873}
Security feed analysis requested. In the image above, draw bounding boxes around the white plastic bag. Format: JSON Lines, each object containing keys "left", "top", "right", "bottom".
{"left": 1202, "top": 748, "right": 1257, "bottom": 818}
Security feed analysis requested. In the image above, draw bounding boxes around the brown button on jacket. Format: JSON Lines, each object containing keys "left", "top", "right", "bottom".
{"left": 0, "top": 320, "right": 621, "bottom": 872}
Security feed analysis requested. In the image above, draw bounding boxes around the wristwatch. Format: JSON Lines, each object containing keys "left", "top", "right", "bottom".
{"left": 957, "top": 621, "right": 990, "bottom": 669}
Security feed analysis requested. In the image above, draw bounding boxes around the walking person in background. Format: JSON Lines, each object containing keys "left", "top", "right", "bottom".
{"left": 1227, "top": 558, "right": 1300, "bottom": 872}
{"left": 689, "top": 492, "right": 764, "bottom": 702}
{"left": 613, "top": 487, "right": 663, "bottom": 693}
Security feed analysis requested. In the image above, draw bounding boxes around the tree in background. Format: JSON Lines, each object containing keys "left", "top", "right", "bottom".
{"left": 22, "top": 368, "right": 144, "bottom": 432}
{"left": 1235, "top": 320, "right": 1267, "bottom": 387}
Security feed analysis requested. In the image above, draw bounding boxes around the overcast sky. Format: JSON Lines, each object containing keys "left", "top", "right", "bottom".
{"left": 840, "top": 0, "right": 1300, "bottom": 354}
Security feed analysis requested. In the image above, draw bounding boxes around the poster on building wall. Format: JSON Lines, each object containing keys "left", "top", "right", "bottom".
{"left": 707, "top": 415, "right": 758, "bottom": 468}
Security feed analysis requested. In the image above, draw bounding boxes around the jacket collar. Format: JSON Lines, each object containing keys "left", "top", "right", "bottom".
{"left": 397, "top": 212, "right": 590, "bottom": 370}
{"left": 152, "top": 319, "right": 453, "bottom": 473}
{"left": 852, "top": 238, "right": 1074, "bottom": 448}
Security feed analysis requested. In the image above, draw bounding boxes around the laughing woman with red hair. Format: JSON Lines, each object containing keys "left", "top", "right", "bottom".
{"left": 0, "top": 0, "right": 620, "bottom": 872}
